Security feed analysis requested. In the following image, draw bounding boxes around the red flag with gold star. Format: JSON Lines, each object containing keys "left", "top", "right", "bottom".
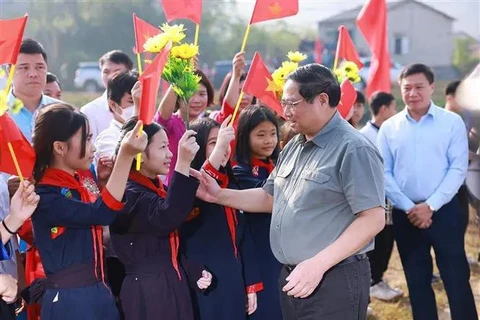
{"left": 0, "top": 14, "right": 28, "bottom": 65}
{"left": 242, "top": 52, "right": 285, "bottom": 118}
{"left": 133, "top": 14, "right": 161, "bottom": 54}
{"left": 0, "top": 113, "right": 35, "bottom": 177}
{"left": 161, "top": 0, "right": 203, "bottom": 24}
{"left": 337, "top": 79, "right": 357, "bottom": 119}
{"left": 250, "top": 0, "right": 299, "bottom": 24}
{"left": 336, "top": 25, "right": 363, "bottom": 69}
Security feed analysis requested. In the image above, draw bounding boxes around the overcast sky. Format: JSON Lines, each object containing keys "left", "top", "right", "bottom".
{"left": 231, "top": 0, "right": 480, "bottom": 39}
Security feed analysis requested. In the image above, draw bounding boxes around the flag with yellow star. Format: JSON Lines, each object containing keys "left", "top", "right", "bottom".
{"left": 0, "top": 14, "right": 28, "bottom": 65}
{"left": 242, "top": 52, "right": 285, "bottom": 118}
{"left": 162, "top": 0, "right": 202, "bottom": 25}
{"left": 133, "top": 14, "right": 161, "bottom": 54}
{"left": 250, "top": 0, "right": 298, "bottom": 24}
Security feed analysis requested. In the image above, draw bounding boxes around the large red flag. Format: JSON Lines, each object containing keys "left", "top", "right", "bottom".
{"left": 161, "top": 0, "right": 202, "bottom": 24}
{"left": 138, "top": 45, "right": 171, "bottom": 124}
{"left": 133, "top": 14, "right": 161, "bottom": 54}
{"left": 242, "top": 52, "right": 284, "bottom": 118}
{"left": 0, "top": 113, "right": 35, "bottom": 177}
{"left": 0, "top": 14, "right": 28, "bottom": 65}
{"left": 356, "top": 0, "right": 391, "bottom": 97}
{"left": 335, "top": 25, "right": 363, "bottom": 69}
{"left": 337, "top": 79, "right": 357, "bottom": 119}
{"left": 250, "top": 0, "right": 299, "bottom": 24}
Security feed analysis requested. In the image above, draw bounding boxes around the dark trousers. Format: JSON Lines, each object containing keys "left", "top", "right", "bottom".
{"left": 279, "top": 257, "right": 370, "bottom": 320}
{"left": 392, "top": 197, "right": 477, "bottom": 320}
{"left": 367, "top": 225, "right": 395, "bottom": 285}
{"left": 457, "top": 184, "right": 470, "bottom": 234}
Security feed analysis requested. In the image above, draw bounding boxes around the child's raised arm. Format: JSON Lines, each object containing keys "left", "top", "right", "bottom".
{"left": 208, "top": 116, "right": 235, "bottom": 170}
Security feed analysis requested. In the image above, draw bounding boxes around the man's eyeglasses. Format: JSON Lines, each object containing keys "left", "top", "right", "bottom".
{"left": 280, "top": 98, "right": 304, "bottom": 110}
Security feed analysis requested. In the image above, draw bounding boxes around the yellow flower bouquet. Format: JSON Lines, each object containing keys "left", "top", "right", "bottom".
{"left": 271, "top": 51, "right": 307, "bottom": 99}
{"left": 334, "top": 61, "right": 361, "bottom": 84}
{"left": 144, "top": 23, "right": 201, "bottom": 102}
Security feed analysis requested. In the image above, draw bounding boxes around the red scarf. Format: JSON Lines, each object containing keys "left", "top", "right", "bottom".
{"left": 203, "top": 161, "right": 238, "bottom": 258}
{"left": 128, "top": 171, "right": 182, "bottom": 280}
{"left": 38, "top": 168, "right": 105, "bottom": 286}
{"left": 250, "top": 158, "right": 274, "bottom": 176}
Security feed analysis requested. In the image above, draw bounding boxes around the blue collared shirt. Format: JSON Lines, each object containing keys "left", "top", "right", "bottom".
{"left": 377, "top": 102, "right": 468, "bottom": 212}
{"left": 8, "top": 91, "right": 60, "bottom": 142}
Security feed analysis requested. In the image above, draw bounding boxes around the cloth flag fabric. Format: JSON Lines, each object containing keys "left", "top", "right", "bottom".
{"left": 356, "top": 0, "right": 391, "bottom": 97}
{"left": 138, "top": 45, "right": 171, "bottom": 124}
{"left": 242, "top": 52, "right": 284, "bottom": 118}
{"left": 133, "top": 14, "right": 161, "bottom": 54}
{"left": 0, "top": 113, "right": 35, "bottom": 177}
{"left": 161, "top": 0, "right": 202, "bottom": 24}
{"left": 335, "top": 25, "right": 363, "bottom": 69}
{"left": 250, "top": 0, "right": 298, "bottom": 24}
{"left": 337, "top": 79, "right": 357, "bottom": 119}
{"left": 0, "top": 14, "right": 28, "bottom": 65}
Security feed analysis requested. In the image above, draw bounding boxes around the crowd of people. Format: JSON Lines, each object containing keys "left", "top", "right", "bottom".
{"left": 0, "top": 38, "right": 479, "bottom": 320}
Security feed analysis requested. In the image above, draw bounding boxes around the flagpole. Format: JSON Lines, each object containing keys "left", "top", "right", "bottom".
{"left": 136, "top": 52, "right": 142, "bottom": 170}
{"left": 194, "top": 24, "right": 200, "bottom": 46}
{"left": 7, "top": 142, "right": 24, "bottom": 182}
{"left": 230, "top": 91, "right": 244, "bottom": 125}
{"left": 136, "top": 53, "right": 143, "bottom": 75}
{"left": 240, "top": 24, "right": 251, "bottom": 52}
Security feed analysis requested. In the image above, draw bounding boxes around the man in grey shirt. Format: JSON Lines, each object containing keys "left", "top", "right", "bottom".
{"left": 201, "top": 64, "right": 385, "bottom": 320}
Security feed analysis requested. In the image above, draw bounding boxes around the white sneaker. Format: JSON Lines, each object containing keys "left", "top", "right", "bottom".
{"left": 370, "top": 280, "right": 404, "bottom": 301}
{"left": 367, "top": 306, "right": 373, "bottom": 316}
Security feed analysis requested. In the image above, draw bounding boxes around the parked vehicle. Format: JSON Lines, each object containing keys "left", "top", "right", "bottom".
{"left": 356, "top": 57, "right": 404, "bottom": 89}
{"left": 73, "top": 62, "right": 104, "bottom": 92}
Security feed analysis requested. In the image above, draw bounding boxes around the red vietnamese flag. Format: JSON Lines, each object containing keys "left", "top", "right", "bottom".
{"left": 138, "top": 44, "right": 171, "bottom": 124}
{"left": 337, "top": 79, "right": 357, "bottom": 119}
{"left": 0, "top": 113, "right": 35, "bottom": 177}
{"left": 133, "top": 14, "right": 161, "bottom": 54}
{"left": 250, "top": 0, "right": 299, "bottom": 24}
{"left": 336, "top": 25, "right": 363, "bottom": 69}
{"left": 242, "top": 52, "right": 284, "bottom": 118}
{"left": 0, "top": 14, "right": 28, "bottom": 65}
{"left": 161, "top": 0, "right": 202, "bottom": 24}
{"left": 356, "top": 0, "right": 391, "bottom": 97}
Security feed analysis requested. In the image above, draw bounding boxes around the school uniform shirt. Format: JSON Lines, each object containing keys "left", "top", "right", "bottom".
{"left": 32, "top": 168, "right": 123, "bottom": 320}
{"left": 233, "top": 159, "right": 282, "bottom": 320}
{"left": 110, "top": 171, "right": 203, "bottom": 320}
{"left": 180, "top": 162, "right": 263, "bottom": 320}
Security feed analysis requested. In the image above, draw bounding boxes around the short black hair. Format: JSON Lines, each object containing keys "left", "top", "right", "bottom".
{"left": 46, "top": 72, "right": 62, "bottom": 89}
{"left": 369, "top": 91, "right": 395, "bottom": 116}
{"left": 445, "top": 80, "right": 461, "bottom": 96}
{"left": 398, "top": 63, "right": 435, "bottom": 84}
{"left": 286, "top": 64, "right": 341, "bottom": 107}
{"left": 20, "top": 39, "right": 47, "bottom": 63}
{"left": 355, "top": 90, "right": 365, "bottom": 105}
{"left": 99, "top": 50, "right": 134, "bottom": 70}
{"left": 107, "top": 70, "right": 139, "bottom": 105}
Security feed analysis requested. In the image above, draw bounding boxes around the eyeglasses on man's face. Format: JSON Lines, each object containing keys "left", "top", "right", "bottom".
{"left": 280, "top": 98, "right": 304, "bottom": 110}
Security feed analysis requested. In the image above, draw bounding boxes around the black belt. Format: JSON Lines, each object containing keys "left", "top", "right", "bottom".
{"left": 20, "top": 262, "right": 100, "bottom": 304}
{"left": 284, "top": 253, "right": 368, "bottom": 273}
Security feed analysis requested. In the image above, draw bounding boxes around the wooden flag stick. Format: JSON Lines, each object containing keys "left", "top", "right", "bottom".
{"left": 3, "top": 65, "right": 15, "bottom": 96}
{"left": 240, "top": 24, "right": 251, "bottom": 52}
{"left": 194, "top": 24, "right": 200, "bottom": 46}
{"left": 136, "top": 123, "right": 144, "bottom": 171}
{"left": 136, "top": 53, "right": 143, "bottom": 75}
{"left": 7, "top": 142, "right": 24, "bottom": 183}
{"left": 230, "top": 91, "right": 244, "bottom": 125}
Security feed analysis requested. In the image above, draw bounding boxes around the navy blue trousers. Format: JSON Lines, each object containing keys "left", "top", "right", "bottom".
{"left": 392, "top": 197, "right": 477, "bottom": 320}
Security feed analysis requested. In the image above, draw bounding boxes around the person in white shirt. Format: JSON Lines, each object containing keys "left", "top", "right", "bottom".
{"left": 94, "top": 69, "right": 141, "bottom": 304}
{"left": 359, "top": 92, "right": 402, "bottom": 303}
{"left": 80, "top": 50, "right": 134, "bottom": 142}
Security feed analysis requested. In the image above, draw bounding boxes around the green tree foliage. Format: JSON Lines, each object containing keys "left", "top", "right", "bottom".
{"left": 453, "top": 37, "right": 480, "bottom": 77}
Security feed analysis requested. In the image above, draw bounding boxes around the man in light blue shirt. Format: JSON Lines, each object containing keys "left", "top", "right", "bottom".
{"left": 377, "top": 63, "right": 477, "bottom": 320}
